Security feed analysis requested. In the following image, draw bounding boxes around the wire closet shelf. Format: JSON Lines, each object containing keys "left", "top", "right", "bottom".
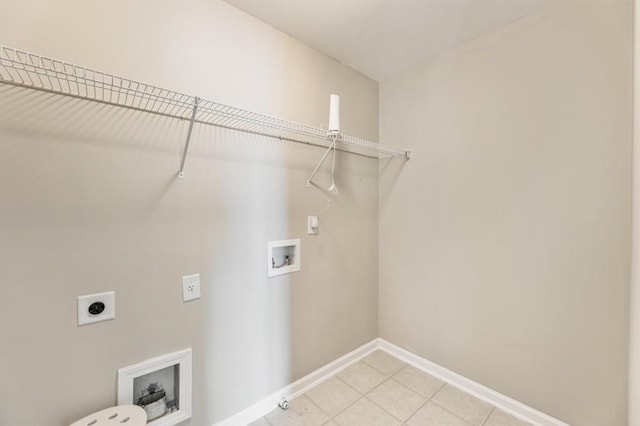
{"left": 0, "top": 45, "right": 410, "bottom": 175}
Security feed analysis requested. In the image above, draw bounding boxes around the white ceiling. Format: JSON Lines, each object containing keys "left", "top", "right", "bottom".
{"left": 223, "top": 0, "right": 550, "bottom": 81}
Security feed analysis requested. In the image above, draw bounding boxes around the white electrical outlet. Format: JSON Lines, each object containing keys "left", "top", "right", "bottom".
{"left": 77, "top": 291, "right": 115, "bottom": 326}
{"left": 308, "top": 216, "right": 319, "bottom": 235}
{"left": 182, "top": 274, "right": 201, "bottom": 302}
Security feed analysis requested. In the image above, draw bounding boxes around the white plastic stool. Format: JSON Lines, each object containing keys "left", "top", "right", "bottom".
{"left": 70, "top": 405, "right": 147, "bottom": 426}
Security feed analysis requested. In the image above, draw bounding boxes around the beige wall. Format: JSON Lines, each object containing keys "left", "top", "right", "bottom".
{"left": 630, "top": 1, "right": 640, "bottom": 423}
{"left": 379, "top": 2, "right": 632, "bottom": 426}
{"left": 0, "top": 1, "right": 379, "bottom": 425}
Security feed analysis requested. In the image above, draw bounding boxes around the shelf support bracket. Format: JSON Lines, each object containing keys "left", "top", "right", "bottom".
{"left": 178, "top": 97, "right": 200, "bottom": 179}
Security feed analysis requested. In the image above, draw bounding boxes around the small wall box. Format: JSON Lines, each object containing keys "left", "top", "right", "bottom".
{"left": 268, "top": 239, "right": 301, "bottom": 277}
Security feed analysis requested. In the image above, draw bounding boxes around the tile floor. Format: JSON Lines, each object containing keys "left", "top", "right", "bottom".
{"left": 250, "top": 350, "right": 532, "bottom": 426}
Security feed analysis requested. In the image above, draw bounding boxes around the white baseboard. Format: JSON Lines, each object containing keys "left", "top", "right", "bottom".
{"left": 378, "top": 338, "right": 569, "bottom": 426}
{"left": 214, "top": 338, "right": 569, "bottom": 426}
{"left": 214, "top": 339, "right": 378, "bottom": 426}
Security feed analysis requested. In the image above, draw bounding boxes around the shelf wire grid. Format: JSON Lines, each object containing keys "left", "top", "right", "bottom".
{"left": 0, "top": 45, "right": 410, "bottom": 159}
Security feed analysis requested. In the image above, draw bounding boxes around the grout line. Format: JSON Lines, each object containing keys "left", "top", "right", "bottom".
{"left": 398, "top": 380, "right": 447, "bottom": 425}
{"left": 334, "top": 374, "right": 373, "bottom": 405}
{"left": 365, "top": 393, "right": 403, "bottom": 423}
{"left": 334, "top": 372, "right": 368, "bottom": 395}
{"left": 425, "top": 382, "right": 447, "bottom": 403}
{"left": 338, "top": 352, "right": 441, "bottom": 425}
{"left": 214, "top": 339, "right": 378, "bottom": 426}
{"left": 379, "top": 340, "right": 556, "bottom": 426}
{"left": 332, "top": 375, "right": 395, "bottom": 420}
{"left": 388, "top": 371, "right": 435, "bottom": 400}
{"left": 360, "top": 374, "right": 393, "bottom": 396}
{"left": 305, "top": 393, "right": 338, "bottom": 418}
{"left": 429, "top": 396, "right": 478, "bottom": 426}
{"left": 287, "top": 350, "right": 502, "bottom": 426}
{"left": 315, "top": 375, "right": 368, "bottom": 421}
{"left": 480, "top": 407, "right": 495, "bottom": 426}
{"left": 304, "top": 392, "right": 334, "bottom": 419}
{"left": 320, "top": 416, "right": 336, "bottom": 426}
{"left": 360, "top": 351, "right": 407, "bottom": 377}
{"left": 385, "top": 378, "right": 430, "bottom": 422}
{"left": 360, "top": 375, "right": 428, "bottom": 424}
{"left": 402, "top": 396, "right": 430, "bottom": 425}
{"left": 392, "top": 364, "right": 448, "bottom": 402}
{"left": 331, "top": 394, "right": 367, "bottom": 422}
{"left": 395, "top": 364, "right": 410, "bottom": 374}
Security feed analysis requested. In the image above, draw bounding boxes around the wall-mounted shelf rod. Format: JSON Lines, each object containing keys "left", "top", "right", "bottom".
{"left": 0, "top": 45, "right": 411, "bottom": 170}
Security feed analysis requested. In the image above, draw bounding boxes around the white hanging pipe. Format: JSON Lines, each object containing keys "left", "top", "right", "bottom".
{"left": 307, "top": 94, "right": 342, "bottom": 187}
{"left": 328, "top": 94, "right": 341, "bottom": 136}
{"left": 306, "top": 138, "right": 337, "bottom": 187}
